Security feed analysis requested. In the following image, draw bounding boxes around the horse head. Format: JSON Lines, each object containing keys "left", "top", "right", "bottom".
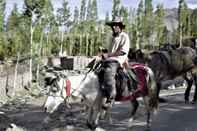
{"left": 43, "top": 71, "right": 68, "bottom": 113}
{"left": 43, "top": 69, "right": 99, "bottom": 114}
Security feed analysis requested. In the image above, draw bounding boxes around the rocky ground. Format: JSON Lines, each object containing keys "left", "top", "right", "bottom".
{"left": 0, "top": 83, "right": 149, "bottom": 131}
{"left": 0, "top": 70, "right": 190, "bottom": 131}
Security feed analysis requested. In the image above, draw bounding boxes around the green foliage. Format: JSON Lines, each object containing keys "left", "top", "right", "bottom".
{"left": 154, "top": 4, "right": 165, "bottom": 46}
{"left": 7, "top": 4, "right": 20, "bottom": 31}
{"left": 1, "top": 0, "right": 197, "bottom": 61}
{"left": 73, "top": 6, "right": 79, "bottom": 24}
{"left": 112, "top": 0, "right": 120, "bottom": 17}
{"left": 24, "top": 0, "right": 45, "bottom": 17}
{"left": 190, "top": 9, "right": 197, "bottom": 37}
{"left": 144, "top": 0, "right": 154, "bottom": 43}
{"left": 178, "top": 0, "right": 190, "bottom": 46}
{"left": 0, "top": 0, "right": 5, "bottom": 32}
{"left": 135, "top": 0, "right": 144, "bottom": 49}
{"left": 120, "top": 6, "right": 129, "bottom": 32}
{"left": 56, "top": 0, "right": 71, "bottom": 27}
{"left": 80, "top": 0, "right": 87, "bottom": 21}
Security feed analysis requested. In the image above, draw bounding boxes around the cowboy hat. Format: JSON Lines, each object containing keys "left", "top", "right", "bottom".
{"left": 106, "top": 16, "right": 125, "bottom": 29}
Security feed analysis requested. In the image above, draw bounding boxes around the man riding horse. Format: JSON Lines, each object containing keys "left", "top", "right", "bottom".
{"left": 96, "top": 16, "right": 130, "bottom": 108}
{"left": 97, "top": 16, "right": 148, "bottom": 108}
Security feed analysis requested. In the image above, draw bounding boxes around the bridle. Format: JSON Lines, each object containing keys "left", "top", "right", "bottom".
{"left": 46, "top": 72, "right": 90, "bottom": 101}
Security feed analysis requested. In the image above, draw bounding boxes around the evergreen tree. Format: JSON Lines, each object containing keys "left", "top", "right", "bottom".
{"left": 56, "top": 0, "right": 71, "bottom": 27}
{"left": 42, "top": 0, "right": 55, "bottom": 27}
{"left": 73, "top": 6, "right": 79, "bottom": 24}
{"left": 191, "top": 9, "right": 197, "bottom": 37}
{"left": 144, "top": 0, "right": 153, "bottom": 46}
{"left": 136, "top": 0, "right": 144, "bottom": 49}
{"left": 112, "top": 0, "right": 120, "bottom": 17}
{"left": 178, "top": 0, "right": 190, "bottom": 47}
{"left": 7, "top": 4, "right": 20, "bottom": 31}
{"left": 6, "top": 4, "right": 23, "bottom": 57}
{"left": 80, "top": 0, "right": 87, "bottom": 21}
{"left": 154, "top": 4, "right": 165, "bottom": 46}
{"left": 0, "top": 0, "right": 5, "bottom": 32}
{"left": 86, "top": 0, "right": 92, "bottom": 21}
{"left": 120, "top": 6, "right": 129, "bottom": 32}
{"left": 91, "top": 0, "right": 98, "bottom": 21}
{"left": 23, "top": 0, "right": 46, "bottom": 85}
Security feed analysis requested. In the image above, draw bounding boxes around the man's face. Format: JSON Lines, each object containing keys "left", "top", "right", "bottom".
{"left": 112, "top": 25, "right": 121, "bottom": 34}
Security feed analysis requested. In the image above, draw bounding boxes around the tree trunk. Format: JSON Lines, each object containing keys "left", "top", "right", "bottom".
{"left": 86, "top": 34, "right": 89, "bottom": 56}
{"left": 29, "top": 21, "right": 34, "bottom": 88}
{"left": 79, "top": 34, "right": 82, "bottom": 55}
{"left": 13, "top": 52, "right": 20, "bottom": 96}
{"left": 179, "top": 23, "right": 183, "bottom": 47}
{"left": 60, "top": 31, "right": 64, "bottom": 55}
{"left": 36, "top": 32, "right": 43, "bottom": 87}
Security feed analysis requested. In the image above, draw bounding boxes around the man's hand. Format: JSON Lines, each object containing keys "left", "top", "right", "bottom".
{"left": 102, "top": 53, "right": 108, "bottom": 59}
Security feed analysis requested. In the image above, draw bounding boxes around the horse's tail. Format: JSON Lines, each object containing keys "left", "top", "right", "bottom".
{"left": 146, "top": 67, "right": 158, "bottom": 114}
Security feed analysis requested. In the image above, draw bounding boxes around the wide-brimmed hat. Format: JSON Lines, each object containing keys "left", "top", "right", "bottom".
{"left": 106, "top": 16, "right": 125, "bottom": 29}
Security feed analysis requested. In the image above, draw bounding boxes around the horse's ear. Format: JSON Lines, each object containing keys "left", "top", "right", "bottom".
{"left": 86, "top": 58, "right": 96, "bottom": 68}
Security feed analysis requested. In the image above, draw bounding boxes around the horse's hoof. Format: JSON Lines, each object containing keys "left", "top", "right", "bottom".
{"left": 86, "top": 120, "right": 97, "bottom": 130}
{"left": 66, "top": 104, "right": 71, "bottom": 109}
{"left": 145, "top": 127, "right": 151, "bottom": 131}
{"left": 185, "top": 100, "right": 189, "bottom": 104}
{"left": 158, "top": 98, "right": 167, "bottom": 103}
{"left": 191, "top": 100, "right": 196, "bottom": 104}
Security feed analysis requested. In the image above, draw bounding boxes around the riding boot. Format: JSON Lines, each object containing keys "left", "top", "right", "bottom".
{"left": 127, "top": 69, "right": 138, "bottom": 91}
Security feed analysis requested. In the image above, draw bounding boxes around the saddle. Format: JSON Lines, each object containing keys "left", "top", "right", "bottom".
{"left": 115, "top": 67, "right": 138, "bottom": 101}
{"left": 115, "top": 63, "right": 148, "bottom": 101}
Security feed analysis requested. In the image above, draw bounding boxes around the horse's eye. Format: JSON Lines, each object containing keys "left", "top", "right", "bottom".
{"left": 44, "top": 77, "right": 51, "bottom": 85}
{"left": 51, "top": 86, "right": 58, "bottom": 92}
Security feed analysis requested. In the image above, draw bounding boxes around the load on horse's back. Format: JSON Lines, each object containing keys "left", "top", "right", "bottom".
{"left": 128, "top": 46, "right": 197, "bottom": 103}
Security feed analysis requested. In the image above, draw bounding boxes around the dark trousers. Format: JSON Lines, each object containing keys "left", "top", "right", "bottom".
{"left": 98, "top": 60, "right": 120, "bottom": 100}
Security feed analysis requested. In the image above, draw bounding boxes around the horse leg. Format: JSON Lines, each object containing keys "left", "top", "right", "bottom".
{"left": 157, "top": 82, "right": 167, "bottom": 103}
{"left": 184, "top": 75, "right": 193, "bottom": 103}
{"left": 64, "top": 98, "right": 71, "bottom": 109}
{"left": 192, "top": 75, "right": 197, "bottom": 104}
{"left": 128, "top": 99, "right": 139, "bottom": 128}
{"left": 143, "top": 96, "right": 151, "bottom": 129}
{"left": 87, "top": 91, "right": 103, "bottom": 130}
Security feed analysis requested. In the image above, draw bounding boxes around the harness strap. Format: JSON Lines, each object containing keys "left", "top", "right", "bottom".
{"left": 65, "top": 79, "right": 71, "bottom": 96}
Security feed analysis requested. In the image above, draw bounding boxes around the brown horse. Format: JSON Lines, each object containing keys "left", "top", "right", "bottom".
{"left": 128, "top": 46, "right": 197, "bottom": 103}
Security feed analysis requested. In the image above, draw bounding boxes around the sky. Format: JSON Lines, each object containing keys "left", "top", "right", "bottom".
{"left": 4, "top": 0, "right": 197, "bottom": 20}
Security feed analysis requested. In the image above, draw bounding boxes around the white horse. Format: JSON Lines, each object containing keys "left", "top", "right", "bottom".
{"left": 86, "top": 66, "right": 158, "bottom": 130}
{"left": 43, "top": 69, "right": 99, "bottom": 113}
{"left": 43, "top": 65, "right": 158, "bottom": 130}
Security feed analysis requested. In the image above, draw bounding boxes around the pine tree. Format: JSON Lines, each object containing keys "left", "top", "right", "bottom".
{"left": 154, "top": 4, "right": 165, "bottom": 46}
{"left": 73, "top": 6, "right": 79, "bottom": 24}
{"left": 120, "top": 6, "right": 129, "bottom": 32}
{"left": 6, "top": 4, "right": 22, "bottom": 57}
{"left": 144, "top": 0, "right": 153, "bottom": 46}
{"left": 136, "top": 0, "right": 144, "bottom": 49}
{"left": 56, "top": 0, "right": 71, "bottom": 27}
{"left": 112, "top": 0, "right": 120, "bottom": 17}
{"left": 23, "top": 0, "right": 46, "bottom": 86}
{"left": 80, "top": 0, "right": 87, "bottom": 21}
{"left": 178, "top": 0, "right": 190, "bottom": 47}
{"left": 91, "top": 0, "right": 98, "bottom": 21}
{"left": 0, "top": 0, "right": 5, "bottom": 32}
{"left": 191, "top": 9, "right": 197, "bottom": 37}
{"left": 42, "top": 0, "right": 55, "bottom": 27}
{"left": 56, "top": 0, "right": 71, "bottom": 54}
{"left": 86, "top": 0, "right": 92, "bottom": 21}
{"left": 7, "top": 4, "right": 20, "bottom": 31}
